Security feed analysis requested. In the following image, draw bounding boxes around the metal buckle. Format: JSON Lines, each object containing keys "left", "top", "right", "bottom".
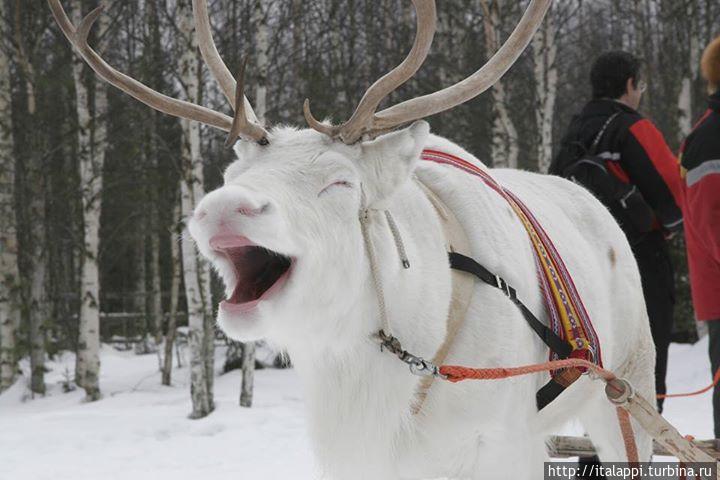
{"left": 495, "top": 275, "right": 511, "bottom": 297}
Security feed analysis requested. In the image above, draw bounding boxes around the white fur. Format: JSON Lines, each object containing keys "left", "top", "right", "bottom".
{"left": 188, "top": 122, "right": 655, "bottom": 479}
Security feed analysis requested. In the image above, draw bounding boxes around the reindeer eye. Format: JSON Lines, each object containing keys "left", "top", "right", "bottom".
{"left": 318, "top": 180, "right": 353, "bottom": 197}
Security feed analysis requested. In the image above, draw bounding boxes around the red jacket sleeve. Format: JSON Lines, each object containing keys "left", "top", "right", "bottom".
{"left": 622, "top": 119, "right": 684, "bottom": 231}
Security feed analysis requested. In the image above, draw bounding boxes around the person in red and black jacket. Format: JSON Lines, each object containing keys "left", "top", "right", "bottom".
{"left": 551, "top": 51, "right": 683, "bottom": 479}
{"left": 680, "top": 36, "right": 720, "bottom": 438}
{"left": 551, "top": 51, "right": 683, "bottom": 412}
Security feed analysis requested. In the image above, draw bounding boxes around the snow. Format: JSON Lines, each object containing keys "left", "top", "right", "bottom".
{"left": 663, "top": 337, "right": 715, "bottom": 439}
{"left": 0, "top": 346, "right": 315, "bottom": 480}
{"left": 0, "top": 339, "right": 715, "bottom": 479}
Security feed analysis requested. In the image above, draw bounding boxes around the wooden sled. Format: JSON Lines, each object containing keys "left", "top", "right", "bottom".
{"left": 548, "top": 435, "right": 720, "bottom": 460}
{"left": 546, "top": 378, "right": 720, "bottom": 479}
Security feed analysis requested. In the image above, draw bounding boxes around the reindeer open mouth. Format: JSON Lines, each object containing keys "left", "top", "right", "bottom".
{"left": 211, "top": 236, "right": 292, "bottom": 312}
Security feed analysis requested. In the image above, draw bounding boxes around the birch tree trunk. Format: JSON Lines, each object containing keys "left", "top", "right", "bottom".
{"left": 181, "top": 179, "right": 214, "bottom": 417}
{"left": 72, "top": 0, "right": 107, "bottom": 401}
{"left": 147, "top": 187, "right": 163, "bottom": 346}
{"left": 134, "top": 225, "right": 147, "bottom": 338}
{"left": 481, "top": 0, "right": 519, "bottom": 168}
{"left": 162, "top": 201, "right": 182, "bottom": 386}
{"left": 240, "top": 342, "right": 255, "bottom": 407}
{"left": 0, "top": 0, "right": 19, "bottom": 392}
{"left": 146, "top": 130, "right": 163, "bottom": 349}
{"left": 131, "top": 62, "right": 149, "bottom": 350}
{"left": 328, "top": 0, "right": 348, "bottom": 109}
{"left": 290, "top": 0, "right": 304, "bottom": 106}
{"left": 253, "top": 0, "right": 269, "bottom": 125}
{"left": 677, "top": 0, "right": 699, "bottom": 141}
{"left": 178, "top": 0, "right": 214, "bottom": 418}
{"left": 238, "top": 0, "right": 270, "bottom": 409}
{"left": 533, "top": 5, "right": 557, "bottom": 174}
{"left": 200, "top": 227, "right": 215, "bottom": 410}
{"left": 27, "top": 154, "right": 46, "bottom": 397}
{"left": 633, "top": 0, "right": 655, "bottom": 111}
{"left": 15, "top": 0, "right": 46, "bottom": 396}
{"left": 146, "top": 0, "right": 163, "bottom": 349}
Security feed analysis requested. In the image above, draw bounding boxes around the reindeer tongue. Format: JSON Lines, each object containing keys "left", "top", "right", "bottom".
{"left": 227, "top": 246, "right": 291, "bottom": 304}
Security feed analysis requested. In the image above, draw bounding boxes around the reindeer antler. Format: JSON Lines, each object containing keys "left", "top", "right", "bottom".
{"left": 304, "top": 0, "right": 437, "bottom": 144}
{"left": 226, "top": 57, "right": 269, "bottom": 147}
{"left": 191, "top": 0, "right": 262, "bottom": 128}
{"left": 48, "top": 0, "right": 269, "bottom": 145}
{"left": 305, "top": 0, "right": 552, "bottom": 144}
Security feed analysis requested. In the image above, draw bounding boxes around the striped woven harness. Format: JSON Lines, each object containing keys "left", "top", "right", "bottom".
{"left": 419, "top": 149, "right": 603, "bottom": 391}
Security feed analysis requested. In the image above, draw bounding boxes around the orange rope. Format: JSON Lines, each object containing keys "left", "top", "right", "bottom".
{"left": 657, "top": 367, "right": 720, "bottom": 399}
{"left": 616, "top": 406, "right": 640, "bottom": 466}
{"left": 441, "top": 361, "right": 720, "bottom": 400}
{"left": 439, "top": 359, "right": 641, "bottom": 463}
{"left": 439, "top": 358, "right": 616, "bottom": 383}
{"left": 437, "top": 358, "right": 720, "bottom": 467}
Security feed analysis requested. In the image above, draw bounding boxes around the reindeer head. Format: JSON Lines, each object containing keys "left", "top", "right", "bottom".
{"left": 188, "top": 122, "right": 429, "bottom": 344}
{"left": 50, "top": 0, "right": 550, "bottom": 346}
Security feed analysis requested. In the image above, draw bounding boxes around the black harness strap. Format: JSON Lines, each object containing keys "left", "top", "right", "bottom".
{"left": 448, "top": 252, "right": 575, "bottom": 410}
{"left": 448, "top": 252, "right": 572, "bottom": 359}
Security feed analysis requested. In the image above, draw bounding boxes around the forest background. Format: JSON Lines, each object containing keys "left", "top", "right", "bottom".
{"left": 0, "top": 0, "right": 717, "bottom": 415}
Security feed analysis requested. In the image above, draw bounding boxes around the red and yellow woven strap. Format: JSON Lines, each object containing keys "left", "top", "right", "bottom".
{"left": 421, "top": 149, "right": 603, "bottom": 369}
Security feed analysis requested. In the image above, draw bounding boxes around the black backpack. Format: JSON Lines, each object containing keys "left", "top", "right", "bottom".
{"left": 561, "top": 113, "right": 655, "bottom": 235}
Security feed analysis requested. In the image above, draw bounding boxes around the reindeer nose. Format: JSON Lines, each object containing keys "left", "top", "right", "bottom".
{"left": 194, "top": 202, "right": 269, "bottom": 222}
{"left": 195, "top": 186, "right": 272, "bottom": 226}
{"left": 236, "top": 203, "right": 269, "bottom": 217}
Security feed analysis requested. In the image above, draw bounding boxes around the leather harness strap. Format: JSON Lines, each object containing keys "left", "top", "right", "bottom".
{"left": 421, "top": 149, "right": 603, "bottom": 371}
{"left": 447, "top": 250, "right": 579, "bottom": 411}
{"left": 447, "top": 252, "right": 572, "bottom": 360}
{"left": 412, "top": 179, "right": 475, "bottom": 414}
{"left": 411, "top": 177, "right": 579, "bottom": 414}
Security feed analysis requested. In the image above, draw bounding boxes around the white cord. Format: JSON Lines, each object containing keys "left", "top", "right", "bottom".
{"left": 385, "top": 211, "right": 410, "bottom": 269}
{"left": 358, "top": 186, "right": 413, "bottom": 337}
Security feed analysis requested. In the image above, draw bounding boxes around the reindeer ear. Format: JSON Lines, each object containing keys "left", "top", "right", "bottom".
{"left": 357, "top": 121, "right": 429, "bottom": 208}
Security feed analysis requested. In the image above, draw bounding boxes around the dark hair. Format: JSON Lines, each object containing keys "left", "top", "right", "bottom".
{"left": 590, "top": 51, "right": 641, "bottom": 99}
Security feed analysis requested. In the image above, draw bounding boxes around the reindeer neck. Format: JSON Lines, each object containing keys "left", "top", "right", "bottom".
{"left": 287, "top": 177, "right": 453, "bottom": 429}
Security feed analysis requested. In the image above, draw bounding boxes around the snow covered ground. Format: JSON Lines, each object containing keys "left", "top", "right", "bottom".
{"left": 0, "top": 339, "right": 715, "bottom": 480}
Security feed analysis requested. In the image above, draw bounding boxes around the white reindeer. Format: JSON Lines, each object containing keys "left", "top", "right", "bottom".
{"left": 51, "top": 0, "right": 656, "bottom": 478}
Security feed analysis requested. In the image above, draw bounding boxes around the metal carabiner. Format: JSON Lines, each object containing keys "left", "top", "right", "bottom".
{"left": 408, "top": 357, "right": 445, "bottom": 379}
